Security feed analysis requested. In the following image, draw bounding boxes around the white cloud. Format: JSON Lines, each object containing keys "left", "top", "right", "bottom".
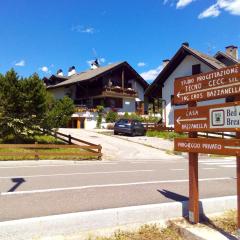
{"left": 137, "top": 62, "right": 146, "bottom": 67}
{"left": 176, "top": 0, "right": 194, "bottom": 9}
{"left": 39, "top": 66, "right": 49, "bottom": 73}
{"left": 140, "top": 65, "right": 163, "bottom": 81}
{"left": 198, "top": 4, "right": 220, "bottom": 18}
{"left": 199, "top": 0, "right": 240, "bottom": 19}
{"left": 217, "top": 0, "right": 240, "bottom": 15}
{"left": 71, "top": 25, "right": 95, "bottom": 34}
{"left": 15, "top": 60, "right": 25, "bottom": 67}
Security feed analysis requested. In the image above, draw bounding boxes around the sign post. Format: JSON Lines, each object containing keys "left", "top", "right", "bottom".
{"left": 188, "top": 102, "right": 199, "bottom": 223}
{"left": 173, "top": 64, "right": 240, "bottom": 226}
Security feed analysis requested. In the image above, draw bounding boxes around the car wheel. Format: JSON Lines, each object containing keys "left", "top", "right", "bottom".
{"left": 131, "top": 131, "right": 136, "bottom": 137}
{"left": 114, "top": 131, "right": 118, "bottom": 135}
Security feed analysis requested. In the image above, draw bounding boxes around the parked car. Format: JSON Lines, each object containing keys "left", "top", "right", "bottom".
{"left": 114, "top": 119, "right": 146, "bottom": 136}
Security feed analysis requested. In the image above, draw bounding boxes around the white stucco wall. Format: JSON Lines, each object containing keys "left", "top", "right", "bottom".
{"left": 162, "top": 55, "right": 225, "bottom": 127}
{"left": 48, "top": 85, "right": 76, "bottom": 100}
{"left": 122, "top": 98, "right": 136, "bottom": 112}
{"left": 49, "top": 87, "right": 67, "bottom": 99}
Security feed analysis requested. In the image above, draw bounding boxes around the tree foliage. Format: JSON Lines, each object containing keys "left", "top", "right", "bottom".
{"left": 0, "top": 69, "right": 75, "bottom": 142}
{"left": 43, "top": 96, "right": 75, "bottom": 130}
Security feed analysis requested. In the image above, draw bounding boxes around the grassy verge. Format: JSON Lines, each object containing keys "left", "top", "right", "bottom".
{"left": 0, "top": 147, "right": 97, "bottom": 160}
{"left": 0, "top": 135, "right": 99, "bottom": 160}
{"left": 146, "top": 131, "right": 187, "bottom": 140}
{"left": 89, "top": 224, "right": 183, "bottom": 240}
{"left": 205, "top": 210, "right": 237, "bottom": 236}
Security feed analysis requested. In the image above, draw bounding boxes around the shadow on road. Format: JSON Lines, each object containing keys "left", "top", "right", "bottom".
{"left": 158, "top": 189, "right": 238, "bottom": 240}
{"left": 8, "top": 178, "right": 25, "bottom": 192}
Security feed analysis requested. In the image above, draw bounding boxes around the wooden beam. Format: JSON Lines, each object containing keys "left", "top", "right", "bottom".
{"left": 122, "top": 68, "right": 125, "bottom": 89}
{"left": 188, "top": 101, "right": 199, "bottom": 224}
{"left": 235, "top": 95, "right": 240, "bottom": 235}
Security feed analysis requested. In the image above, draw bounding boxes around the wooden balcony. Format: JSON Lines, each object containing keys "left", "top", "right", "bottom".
{"left": 101, "top": 86, "right": 137, "bottom": 98}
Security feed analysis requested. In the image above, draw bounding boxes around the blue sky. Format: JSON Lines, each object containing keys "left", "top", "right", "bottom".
{"left": 0, "top": 0, "right": 239, "bottom": 82}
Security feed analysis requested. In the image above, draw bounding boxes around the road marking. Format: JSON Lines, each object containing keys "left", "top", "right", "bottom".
{"left": 201, "top": 162, "right": 235, "bottom": 165}
{"left": 0, "top": 162, "right": 117, "bottom": 169}
{"left": 1, "top": 177, "right": 235, "bottom": 196}
{"left": 171, "top": 168, "right": 185, "bottom": 171}
{"left": 202, "top": 168, "right": 216, "bottom": 170}
{"left": 0, "top": 170, "right": 154, "bottom": 179}
{"left": 199, "top": 159, "right": 234, "bottom": 163}
{"left": 220, "top": 165, "right": 236, "bottom": 168}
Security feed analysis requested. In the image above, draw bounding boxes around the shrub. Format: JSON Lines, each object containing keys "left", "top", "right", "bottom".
{"left": 106, "top": 111, "right": 118, "bottom": 123}
{"left": 96, "top": 105, "right": 104, "bottom": 128}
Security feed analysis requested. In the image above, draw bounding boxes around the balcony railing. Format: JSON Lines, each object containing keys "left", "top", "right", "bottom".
{"left": 102, "top": 86, "right": 137, "bottom": 97}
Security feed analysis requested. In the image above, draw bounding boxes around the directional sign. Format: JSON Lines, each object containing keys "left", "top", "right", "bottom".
{"left": 174, "top": 64, "right": 240, "bottom": 104}
{"left": 174, "top": 138, "right": 240, "bottom": 156}
{"left": 174, "top": 101, "right": 240, "bottom": 132}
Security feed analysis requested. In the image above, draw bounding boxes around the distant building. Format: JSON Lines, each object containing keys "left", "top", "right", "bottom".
{"left": 145, "top": 43, "right": 239, "bottom": 127}
{"left": 44, "top": 61, "right": 148, "bottom": 129}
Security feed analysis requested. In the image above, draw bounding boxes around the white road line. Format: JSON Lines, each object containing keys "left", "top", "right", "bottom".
{"left": 0, "top": 170, "right": 154, "bottom": 179}
{"left": 202, "top": 168, "right": 216, "bottom": 170}
{"left": 201, "top": 162, "right": 235, "bottom": 166}
{"left": 1, "top": 177, "right": 235, "bottom": 196}
{"left": 220, "top": 165, "right": 236, "bottom": 168}
{"left": 199, "top": 159, "right": 234, "bottom": 163}
{"left": 0, "top": 162, "right": 117, "bottom": 169}
{"left": 171, "top": 168, "right": 185, "bottom": 171}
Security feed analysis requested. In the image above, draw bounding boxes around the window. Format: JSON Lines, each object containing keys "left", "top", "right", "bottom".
{"left": 192, "top": 64, "right": 201, "bottom": 75}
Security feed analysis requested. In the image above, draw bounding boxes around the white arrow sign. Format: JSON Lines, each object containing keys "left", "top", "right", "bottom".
{"left": 176, "top": 116, "right": 208, "bottom": 125}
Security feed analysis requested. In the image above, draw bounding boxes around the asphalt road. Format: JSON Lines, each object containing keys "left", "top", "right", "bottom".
{"left": 0, "top": 157, "right": 236, "bottom": 222}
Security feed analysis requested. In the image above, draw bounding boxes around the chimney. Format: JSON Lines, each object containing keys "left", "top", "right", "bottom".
{"left": 163, "top": 59, "right": 170, "bottom": 68}
{"left": 225, "top": 45, "right": 238, "bottom": 60}
{"left": 68, "top": 66, "right": 76, "bottom": 76}
{"left": 57, "top": 69, "right": 63, "bottom": 76}
{"left": 91, "top": 59, "right": 100, "bottom": 70}
{"left": 182, "top": 42, "right": 190, "bottom": 47}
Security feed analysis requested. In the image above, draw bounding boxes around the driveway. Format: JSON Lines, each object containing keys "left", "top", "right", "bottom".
{"left": 58, "top": 128, "right": 181, "bottom": 161}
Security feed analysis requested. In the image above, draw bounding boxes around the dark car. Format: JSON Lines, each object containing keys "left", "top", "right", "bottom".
{"left": 114, "top": 119, "right": 146, "bottom": 136}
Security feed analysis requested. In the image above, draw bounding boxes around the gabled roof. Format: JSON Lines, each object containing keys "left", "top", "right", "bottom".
{"left": 145, "top": 45, "right": 226, "bottom": 97}
{"left": 214, "top": 51, "right": 239, "bottom": 65}
{"left": 47, "top": 61, "right": 148, "bottom": 89}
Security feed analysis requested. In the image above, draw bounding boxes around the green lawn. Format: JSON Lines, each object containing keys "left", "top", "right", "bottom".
{"left": 0, "top": 135, "right": 99, "bottom": 160}
{"left": 0, "top": 146, "right": 98, "bottom": 160}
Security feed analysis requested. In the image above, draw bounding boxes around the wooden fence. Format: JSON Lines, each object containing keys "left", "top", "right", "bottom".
{"left": 0, "top": 130, "right": 102, "bottom": 160}
{"left": 143, "top": 123, "right": 174, "bottom": 132}
{"left": 143, "top": 123, "right": 235, "bottom": 139}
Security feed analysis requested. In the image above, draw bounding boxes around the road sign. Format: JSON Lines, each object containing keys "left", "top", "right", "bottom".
{"left": 174, "top": 101, "right": 240, "bottom": 132}
{"left": 174, "top": 64, "right": 240, "bottom": 104}
{"left": 174, "top": 137, "right": 240, "bottom": 156}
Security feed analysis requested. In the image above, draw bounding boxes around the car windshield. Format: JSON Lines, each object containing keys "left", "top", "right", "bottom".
{"left": 116, "top": 119, "right": 132, "bottom": 125}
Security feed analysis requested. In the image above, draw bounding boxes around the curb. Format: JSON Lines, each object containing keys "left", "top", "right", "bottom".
{"left": 0, "top": 195, "right": 237, "bottom": 240}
